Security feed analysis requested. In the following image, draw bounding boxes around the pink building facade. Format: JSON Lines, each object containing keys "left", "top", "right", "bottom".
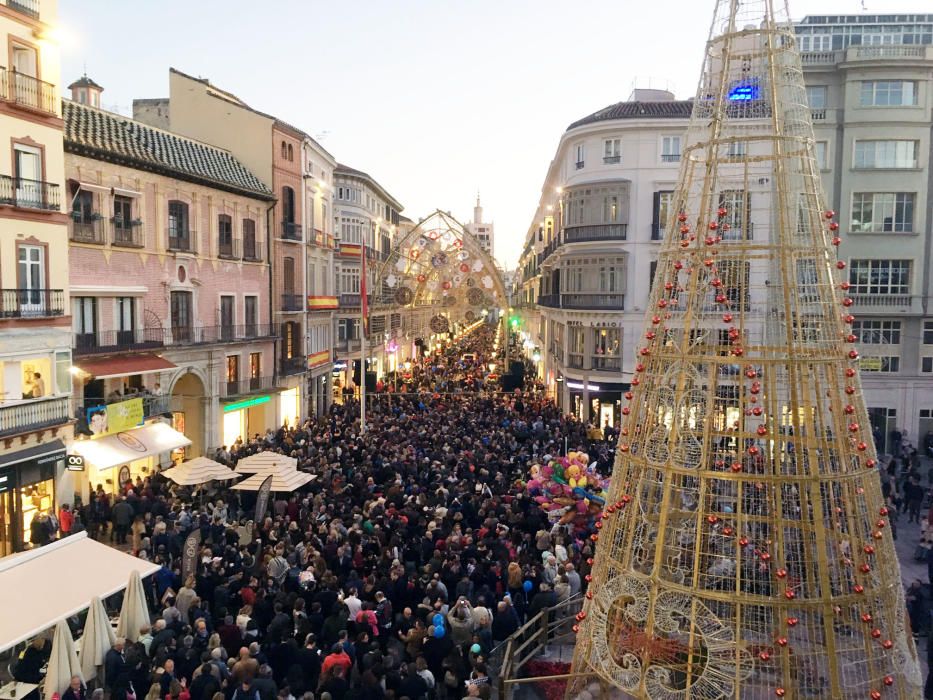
{"left": 63, "top": 87, "right": 280, "bottom": 495}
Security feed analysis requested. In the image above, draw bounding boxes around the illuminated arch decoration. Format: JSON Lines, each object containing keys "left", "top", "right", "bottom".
{"left": 374, "top": 210, "right": 508, "bottom": 327}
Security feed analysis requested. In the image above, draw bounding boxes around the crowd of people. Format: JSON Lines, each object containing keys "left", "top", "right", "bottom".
{"left": 52, "top": 324, "right": 613, "bottom": 700}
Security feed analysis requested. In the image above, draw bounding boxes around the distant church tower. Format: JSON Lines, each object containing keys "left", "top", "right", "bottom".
{"left": 466, "top": 193, "right": 494, "bottom": 256}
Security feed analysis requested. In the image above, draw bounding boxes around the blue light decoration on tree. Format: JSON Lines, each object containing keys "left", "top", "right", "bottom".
{"left": 728, "top": 81, "right": 760, "bottom": 101}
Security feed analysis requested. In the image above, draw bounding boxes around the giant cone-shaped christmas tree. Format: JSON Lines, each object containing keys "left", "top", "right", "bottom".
{"left": 569, "top": 1, "right": 922, "bottom": 698}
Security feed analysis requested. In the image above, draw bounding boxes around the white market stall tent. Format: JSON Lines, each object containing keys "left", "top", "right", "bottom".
{"left": 0, "top": 533, "right": 159, "bottom": 653}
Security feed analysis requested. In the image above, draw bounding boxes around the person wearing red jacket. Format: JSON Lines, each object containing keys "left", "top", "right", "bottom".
{"left": 59, "top": 504, "right": 74, "bottom": 536}
{"left": 320, "top": 644, "right": 352, "bottom": 678}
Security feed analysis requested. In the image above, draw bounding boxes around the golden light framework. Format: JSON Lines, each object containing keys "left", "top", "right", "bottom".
{"left": 568, "top": 1, "right": 922, "bottom": 698}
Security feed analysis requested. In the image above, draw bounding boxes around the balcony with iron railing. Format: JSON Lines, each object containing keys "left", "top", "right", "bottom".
{"left": 334, "top": 339, "right": 361, "bottom": 353}
{"left": 280, "top": 222, "right": 302, "bottom": 241}
{"left": 0, "top": 174, "right": 60, "bottom": 211}
{"left": 564, "top": 224, "right": 627, "bottom": 243}
{"left": 73, "top": 323, "right": 277, "bottom": 355}
{"left": 218, "top": 238, "right": 241, "bottom": 260}
{"left": 279, "top": 356, "right": 306, "bottom": 376}
{"left": 535, "top": 293, "right": 624, "bottom": 311}
{"left": 0, "top": 0, "right": 40, "bottom": 19}
{"left": 602, "top": 155, "right": 620, "bottom": 165}
{"left": 1, "top": 289, "right": 65, "bottom": 319}
{"left": 242, "top": 239, "right": 264, "bottom": 262}
{"left": 168, "top": 229, "right": 196, "bottom": 253}
{"left": 339, "top": 293, "right": 361, "bottom": 307}
{"left": 0, "top": 395, "right": 70, "bottom": 439}
{"left": 220, "top": 375, "right": 277, "bottom": 399}
{"left": 281, "top": 294, "right": 304, "bottom": 312}
{"left": 70, "top": 216, "right": 106, "bottom": 244}
{"left": 112, "top": 221, "right": 144, "bottom": 248}
{"left": 0, "top": 67, "right": 56, "bottom": 116}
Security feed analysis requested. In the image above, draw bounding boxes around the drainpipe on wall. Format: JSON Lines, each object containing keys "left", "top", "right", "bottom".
{"left": 267, "top": 200, "right": 277, "bottom": 382}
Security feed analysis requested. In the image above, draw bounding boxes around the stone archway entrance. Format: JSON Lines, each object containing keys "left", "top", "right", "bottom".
{"left": 170, "top": 371, "right": 205, "bottom": 457}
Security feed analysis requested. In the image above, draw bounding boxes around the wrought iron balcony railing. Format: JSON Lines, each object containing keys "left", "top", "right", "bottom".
{"left": 281, "top": 294, "right": 304, "bottom": 312}
{"left": 280, "top": 222, "right": 302, "bottom": 241}
{"left": 1, "top": 0, "right": 40, "bottom": 20}
{"left": 70, "top": 218, "right": 106, "bottom": 244}
{"left": 73, "top": 323, "right": 277, "bottom": 355}
{"left": 220, "top": 375, "right": 277, "bottom": 398}
{"left": 218, "top": 238, "right": 241, "bottom": 260}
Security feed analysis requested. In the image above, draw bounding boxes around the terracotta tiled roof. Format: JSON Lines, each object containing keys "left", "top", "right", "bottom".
{"left": 567, "top": 100, "right": 694, "bottom": 130}
{"left": 63, "top": 99, "right": 275, "bottom": 200}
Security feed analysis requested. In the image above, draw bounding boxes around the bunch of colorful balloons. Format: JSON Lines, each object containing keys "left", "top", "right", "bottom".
{"left": 524, "top": 451, "right": 610, "bottom": 527}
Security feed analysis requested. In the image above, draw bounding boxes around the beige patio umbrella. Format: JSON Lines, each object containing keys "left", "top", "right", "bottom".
{"left": 231, "top": 467, "right": 316, "bottom": 492}
{"left": 233, "top": 452, "right": 297, "bottom": 474}
{"left": 79, "top": 596, "right": 115, "bottom": 683}
{"left": 44, "top": 619, "right": 82, "bottom": 698}
{"left": 161, "top": 457, "right": 238, "bottom": 485}
{"left": 115, "top": 569, "right": 149, "bottom": 643}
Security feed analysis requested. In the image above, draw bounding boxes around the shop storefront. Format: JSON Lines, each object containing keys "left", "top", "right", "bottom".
{"left": 279, "top": 387, "right": 300, "bottom": 428}
{"left": 0, "top": 440, "right": 66, "bottom": 556}
{"left": 222, "top": 394, "right": 274, "bottom": 447}
{"left": 70, "top": 421, "right": 190, "bottom": 495}
{"left": 567, "top": 380, "right": 629, "bottom": 429}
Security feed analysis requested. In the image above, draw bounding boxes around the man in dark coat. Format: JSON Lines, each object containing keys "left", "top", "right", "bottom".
{"left": 103, "top": 638, "right": 127, "bottom": 692}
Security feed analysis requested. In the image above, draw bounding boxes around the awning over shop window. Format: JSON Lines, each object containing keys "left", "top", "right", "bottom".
{"left": 0, "top": 532, "right": 159, "bottom": 652}
{"left": 70, "top": 422, "right": 190, "bottom": 471}
{"left": 74, "top": 354, "right": 176, "bottom": 380}
{"left": 0, "top": 439, "right": 66, "bottom": 469}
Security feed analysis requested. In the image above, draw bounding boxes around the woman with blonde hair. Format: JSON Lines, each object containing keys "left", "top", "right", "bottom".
{"left": 175, "top": 575, "right": 197, "bottom": 622}
{"left": 144, "top": 683, "right": 162, "bottom": 700}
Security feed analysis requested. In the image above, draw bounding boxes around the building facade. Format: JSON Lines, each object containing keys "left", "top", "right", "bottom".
{"left": 796, "top": 14, "right": 933, "bottom": 450}
{"left": 332, "top": 164, "right": 404, "bottom": 397}
{"left": 302, "top": 136, "right": 338, "bottom": 417}
{"left": 0, "top": 0, "right": 73, "bottom": 555}
{"left": 516, "top": 90, "right": 691, "bottom": 427}
{"left": 518, "top": 17, "right": 933, "bottom": 444}
{"left": 64, "top": 84, "right": 278, "bottom": 493}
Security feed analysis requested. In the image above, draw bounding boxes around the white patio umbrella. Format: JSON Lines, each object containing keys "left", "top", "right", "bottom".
{"left": 115, "top": 569, "right": 149, "bottom": 643}
{"left": 231, "top": 468, "right": 316, "bottom": 492}
{"left": 79, "top": 596, "right": 115, "bottom": 683}
{"left": 161, "top": 457, "right": 238, "bottom": 485}
{"left": 44, "top": 618, "right": 82, "bottom": 698}
{"left": 234, "top": 452, "right": 297, "bottom": 474}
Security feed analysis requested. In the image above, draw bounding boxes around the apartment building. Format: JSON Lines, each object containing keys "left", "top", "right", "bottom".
{"left": 0, "top": 0, "right": 74, "bottom": 554}
{"left": 796, "top": 13, "right": 933, "bottom": 449}
{"left": 64, "top": 80, "right": 278, "bottom": 494}
{"left": 333, "top": 164, "right": 403, "bottom": 396}
{"left": 464, "top": 194, "right": 494, "bottom": 256}
{"left": 517, "top": 15, "right": 933, "bottom": 444}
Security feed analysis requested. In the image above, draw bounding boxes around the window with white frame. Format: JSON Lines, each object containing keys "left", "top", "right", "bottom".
{"left": 661, "top": 136, "right": 681, "bottom": 163}
{"left": 814, "top": 141, "right": 828, "bottom": 169}
{"left": 798, "top": 34, "right": 832, "bottom": 52}
{"left": 567, "top": 326, "right": 585, "bottom": 368}
{"left": 574, "top": 143, "right": 585, "bottom": 169}
{"left": 848, "top": 259, "right": 911, "bottom": 296}
{"left": 850, "top": 193, "right": 915, "bottom": 233}
{"left": 726, "top": 141, "right": 747, "bottom": 159}
{"left": 718, "top": 189, "right": 750, "bottom": 239}
{"left": 923, "top": 321, "right": 933, "bottom": 373}
{"left": 592, "top": 327, "right": 621, "bottom": 370}
{"left": 860, "top": 81, "right": 918, "bottom": 107}
{"left": 339, "top": 267, "right": 360, "bottom": 294}
{"left": 852, "top": 319, "right": 901, "bottom": 345}
{"left": 805, "top": 85, "right": 828, "bottom": 109}
{"left": 603, "top": 139, "right": 621, "bottom": 163}
{"left": 853, "top": 141, "right": 918, "bottom": 169}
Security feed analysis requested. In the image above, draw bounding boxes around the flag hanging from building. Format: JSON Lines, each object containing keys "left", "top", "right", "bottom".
{"left": 254, "top": 474, "right": 273, "bottom": 524}
{"left": 181, "top": 528, "right": 201, "bottom": 582}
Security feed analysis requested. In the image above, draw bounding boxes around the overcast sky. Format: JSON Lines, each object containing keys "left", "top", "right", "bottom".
{"left": 59, "top": 0, "right": 931, "bottom": 268}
